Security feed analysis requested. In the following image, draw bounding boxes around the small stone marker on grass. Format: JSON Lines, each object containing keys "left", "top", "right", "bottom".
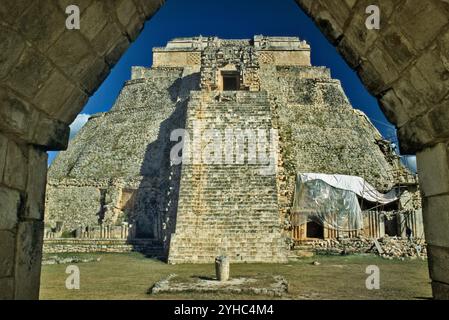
{"left": 215, "top": 256, "right": 230, "bottom": 282}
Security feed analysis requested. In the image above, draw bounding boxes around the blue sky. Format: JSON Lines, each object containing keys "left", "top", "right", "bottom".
{"left": 51, "top": 0, "right": 416, "bottom": 171}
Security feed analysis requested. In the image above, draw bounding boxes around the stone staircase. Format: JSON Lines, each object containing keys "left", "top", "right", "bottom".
{"left": 168, "top": 90, "right": 287, "bottom": 264}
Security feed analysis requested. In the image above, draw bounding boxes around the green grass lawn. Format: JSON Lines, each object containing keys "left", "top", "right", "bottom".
{"left": 40, "top": 252, "right": 432, "bottom": 300}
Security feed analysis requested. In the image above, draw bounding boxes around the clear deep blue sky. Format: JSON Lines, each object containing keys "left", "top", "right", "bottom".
{"left": 49, "top": 0, "right": 402, "bottom": 165}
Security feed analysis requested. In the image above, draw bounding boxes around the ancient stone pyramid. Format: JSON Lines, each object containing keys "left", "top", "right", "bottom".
{"left": 46, "top": 36, "right": 407, "bottom": 263}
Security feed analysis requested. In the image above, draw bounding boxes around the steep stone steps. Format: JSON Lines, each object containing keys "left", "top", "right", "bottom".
{"left": 168, "top": 90, "right": 287, "bottom": 264}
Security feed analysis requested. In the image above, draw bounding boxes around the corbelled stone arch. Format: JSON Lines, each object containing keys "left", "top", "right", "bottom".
{"left": 0, "top": 0, "right": 165, "bottom": 299}
{"left": 295, "top": 0, "right": 449, "bottom": 299}
{"left": 0, "top": 0, "right": 448, "bottom": 299}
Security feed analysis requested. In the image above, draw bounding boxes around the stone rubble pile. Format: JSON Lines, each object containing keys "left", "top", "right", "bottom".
{"left": 311, "top": 236, "right": 427, "bottom": 260}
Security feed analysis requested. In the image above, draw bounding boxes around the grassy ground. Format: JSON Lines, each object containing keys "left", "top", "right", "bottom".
{"left": 40, "top": 252, "right": 432, "bottom": 300}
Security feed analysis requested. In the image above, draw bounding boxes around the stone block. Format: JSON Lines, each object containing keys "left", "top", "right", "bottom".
{"left": 14, "top": 221, "right": 44, "bottom": 300}
{"left": 31, "top": 114, "right": 70, "bottom": 150}
{"left": 91, "top": 21, "right": 125, "bottom": 56}
{"left": 335, "top": 0, "right": 396, "bottom": 58}
{"left": 57, "top": 0, "right": 93, "bottom": 14}
{"left": 0, "top": 0, "right": 31, "bottom": 25}
{"left": 6, "top": 47, "right": 54, "bottom": 99}
{"left": 116, "top": 0, "right": 138, "bottom": 30}
{"left": 105, "top": 36, "right": 130, "bottom": 67}
{"left": 393, "top": 74, "right": 429, "bottom": 120}
{"left": 134, "top": 0, "right": 165, "bottom": 17}
{"left": 17, "top": 0, "right": 66, "bottom": 52}
{"left": 408, "top": 65, "right": 436, "bottom": 104}
{"left": 336, "top": 37, "right": 361, "bottom": 69}
{"left": 125, "top": 13, "right": 145, "bottom": 42}
{"left": 427, "top": 244, "right": 449, "bottom": 286}
{"left": 415, "top": 48, "right": 449, "bottom": 104}
{"left": 55, "top": 88, "right": 89, "bottom": 125}
{"left": 417, "top": 143, "right": 449, "bottom": 197}
{"left": 24, "top": 147, "right": 48, "bottom": 220}
{"left": 0, "top": 277, "right": 14, "bottom": 300}
{"left": 317, "top": 0, "right": 351, "bottom": 32}
{"left": 366, "top": 44, "right": 399, "bottom": 86}
{"left": 47, "top": 30, "right": 96, "bottom": 80}
{"left": 432, "top": 281, "right": 449, "bottom": 300}
{"left": 313, "top": 9, "right": 344, "bottom": 45}
{"left": 0, "top": 26, "right": 25, "bottom": 80}
{"left": 397, "top": 115, "right": 434, "bottom": 154}
{"left": 0, "top": 134, "right": 7, "bottom": 178}
{"left": 80, "top": 1, "right": 109, "bottom": 40}
{"left": 0, "top": 88, "right": 33, "bottom": 139}
{"left": 396, "top": 0, "right": 448, "bottom": 51}
{"left": 0, "top": 230, "right": 15, "bottom": 277}
{"left": 378, "top": 89, "right": 409, "bottom": 127}
{"left": 79, "top": 58, "right": 110, "bottom": 95}
{"left": 422, "top": 195, "right": 449, "bottom": 248}
{"left": 3, "top": 140, "right": 28, "bottom": 191}
{"left": 428, "top": 102, "right": 449, "bottom": 139}
{"left": 357, "top": 60, "right": 384, "bottom": 95}
{"left": 34, "top": 70, "right": 76, "bottom": 116}
{"left": 0, "top": 186, "right": 21, "bottom": 230}
{"left": 378, "top": 26, "right": 416, "bottom": 73}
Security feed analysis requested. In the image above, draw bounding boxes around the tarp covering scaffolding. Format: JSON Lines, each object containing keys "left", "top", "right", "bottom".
{"left": 292, "top": 173, "right": 400, "bottom": 232}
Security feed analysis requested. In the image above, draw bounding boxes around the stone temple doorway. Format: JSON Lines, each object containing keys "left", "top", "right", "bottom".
{"left": 221, "top": 71, "right": 240, "bottom": 91}
{"left": 306, "top": 221, "right": 324, "bottom": 239}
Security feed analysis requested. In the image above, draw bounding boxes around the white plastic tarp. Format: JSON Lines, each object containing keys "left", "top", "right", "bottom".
{"left": 292, "top": 178, "right": 363, "bottom": 231}
{"left": 291, "top": 173, "right": 400, "bottom": 231}
{"left": 297, "top": 173, "right": 399, "bottom": 204}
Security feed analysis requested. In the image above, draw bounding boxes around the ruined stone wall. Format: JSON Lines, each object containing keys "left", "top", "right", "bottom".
{"left": 259, "top": 65, "right": 409, "bottom": 223}
{"left": 43, "top": 239, "right": 163, "bottom": 255}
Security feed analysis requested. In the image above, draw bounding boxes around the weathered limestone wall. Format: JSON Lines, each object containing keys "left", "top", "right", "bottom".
{"left": 152, "top": 50, "right": 202, "bottom": 67}
{"left": 260, "top": 65, "right": 409, "bottom": 224}
{"left": 263, "top": 66, "right": 400, "bottom": 190}
{"left": 0, "top": 136, "right": 47, "bottom": 299}
{"left": 46, "top": 184, "right": 102, "bottom": 232}
{"left": 417, "top": 143, "right": 449, "bottom": 299}
{"left": 47, "top": 36, "right": 413, "bottom": 266}
{"left": 43, "top": 239, "right": 163, "bottom": 255}
{"left": 47, "top": 66, "right": 200, "bottom": 245}
{"left": 0, "top": 0, "right": 164, "bottom": 299}
{"left": 258, "top": 51, "right": 311, "bottom": 66}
